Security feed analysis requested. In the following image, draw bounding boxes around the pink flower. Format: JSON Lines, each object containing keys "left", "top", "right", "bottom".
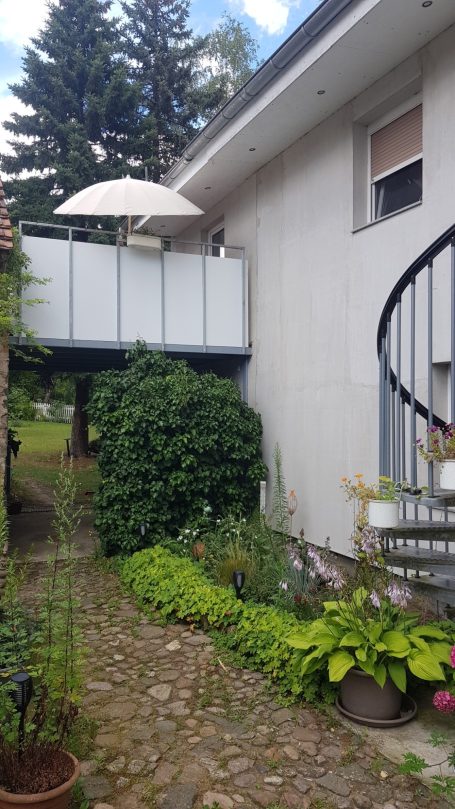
{"left": 433, "top": 691, "right": 455, "bottom": 713}
{"left": 450, "top": 646, "right": 455, "bottom": 669}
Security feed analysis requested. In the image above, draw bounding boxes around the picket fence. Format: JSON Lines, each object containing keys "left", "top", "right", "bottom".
{"left": 33, "top": 401, "right": 74, "bottom": 423}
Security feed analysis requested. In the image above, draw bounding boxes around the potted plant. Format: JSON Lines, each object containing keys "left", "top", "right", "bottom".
{"left": 287, "top": 545, "right": 452, "bottom": 725}
{"left": 417, "top": 424, "right": 455, "bottom": 489}
{"left": 341, "top": 474, "right": 402, "bottom": 530}
{"left": 0, "top": 460, "right": 84, "bottom": 808}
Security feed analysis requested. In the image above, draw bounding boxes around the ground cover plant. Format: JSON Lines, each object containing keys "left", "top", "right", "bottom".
{"left": 89, "top": 342, "right": 267, "bottom": 555}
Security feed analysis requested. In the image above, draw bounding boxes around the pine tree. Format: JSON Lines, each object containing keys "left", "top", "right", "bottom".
{"left": 121, "top": 0, "right": 209, "bottom": 182}
{"left": 1, "top": 0, "right": 139, "bottom": 224}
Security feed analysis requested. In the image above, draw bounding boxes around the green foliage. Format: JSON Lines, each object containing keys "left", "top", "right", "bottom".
{"left": 287, "top": 587, "right": 450, "bottom": 691}
{"left": 0, "top": 554, "right": 32, "bottom": 672}
{"left": 272, "top": 444, "right": 289, "bottom": 536}
{"left": 400, "top": 734, "right": 455, "bottom": 801}
{"left": 201, "top": 13, "right": 260, "bottom": 108}
{"left": 2, "top": 0, "right": 138, "bottom": 223}
{"left": 122, "top": 546, "right": 336, "bottom": 703}
{"left": 89, "top": 343, "right": 267, "bottom": 555}
{"left": 8, "top": 386, "right": 35, "bottom": 423}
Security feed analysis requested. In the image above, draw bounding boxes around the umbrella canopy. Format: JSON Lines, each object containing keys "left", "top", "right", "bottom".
{"left": 53, "top": 175, "right": 204, "bottom": 218}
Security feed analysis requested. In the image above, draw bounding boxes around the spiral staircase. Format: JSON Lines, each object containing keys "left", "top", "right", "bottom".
{"left": 378, "top": 224, "right": 455, "bottom": 612}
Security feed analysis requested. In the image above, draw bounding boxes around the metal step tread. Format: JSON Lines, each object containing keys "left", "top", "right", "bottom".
{"left": 386, "top": 546, "right": 455, "bottom": 567}
{"left": 402, "top": 489, "right": 455, "bottom": 507}
{"left": 409, "top": 574, "right": 455, "bottom": 606}
{"left": 377, "top": 520, "right": 455, "bottom": 539}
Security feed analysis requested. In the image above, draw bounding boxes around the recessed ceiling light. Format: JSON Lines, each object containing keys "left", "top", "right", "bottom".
{"left": 422, "top": 1, "right": 432, "bottom": 6}
{"left": 204, "top": 186, "right": 211, "bottom": 190}
{"left": 317, "top": 89, "right": 326, "bottom": 95}
{"left": 249, "top": 147, "right": 256, "bottom": 152}
{"left": 160, "top": 224, "right": 166, "bottom": 228}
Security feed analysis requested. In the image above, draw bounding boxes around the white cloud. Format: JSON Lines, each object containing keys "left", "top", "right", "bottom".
{"left": 0, "top": 0, "right": 50, "bottom": 49}
{"left": 231, "top": 0, "right": 300, "bottom": 35}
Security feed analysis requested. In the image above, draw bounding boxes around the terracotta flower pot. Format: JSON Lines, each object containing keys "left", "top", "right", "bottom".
{"left": 0, "top": 753, "right": 80, "bottom": 809}
{"left": 340, "top": 668, "right": 402, "bottom": 721}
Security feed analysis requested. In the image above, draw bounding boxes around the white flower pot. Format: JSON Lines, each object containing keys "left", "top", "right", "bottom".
{"left": 440, "top": 460, "right": 455, "bottom": 490}
{"left": 368, "top": 499, "right": 399, "bottom": 529}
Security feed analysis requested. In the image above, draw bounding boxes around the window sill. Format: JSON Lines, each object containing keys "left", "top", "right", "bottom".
{"left": 352, "top": 200, "right": 422, "bottom": 234}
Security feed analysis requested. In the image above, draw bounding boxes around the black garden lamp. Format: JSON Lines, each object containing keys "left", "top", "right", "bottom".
{"left": 9, "top": 672, "right": 33, "bottom": 752}
{"left": 232, "top": 570, "right": 245, "bottom": 600}
{"left": 137, "top": 522, "right": 150, "bottom": 541}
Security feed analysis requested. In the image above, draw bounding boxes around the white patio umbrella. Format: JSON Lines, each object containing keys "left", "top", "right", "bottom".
{"left": 53, "top": 175, "right": 204, "bottom": 232}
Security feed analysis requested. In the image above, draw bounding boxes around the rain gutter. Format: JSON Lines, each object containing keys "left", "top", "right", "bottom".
{"left": 160, "top": 0, "right": 355, "bottom": 187}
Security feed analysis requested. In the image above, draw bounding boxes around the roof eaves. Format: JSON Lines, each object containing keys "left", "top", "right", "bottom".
{"left": 160, "top": 0, "right": 355, "bottom": 188}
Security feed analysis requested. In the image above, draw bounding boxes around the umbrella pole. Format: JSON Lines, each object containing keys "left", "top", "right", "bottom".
{"left": 128, "top": 215, "right": 132, "bottom": 234}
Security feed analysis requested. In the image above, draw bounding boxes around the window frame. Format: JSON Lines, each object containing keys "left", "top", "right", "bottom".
{"left": 367, "top": 95, "right": 423, "bottom": 223}
{"left": 208, "top": 224, "right": 225, "bottom": 258}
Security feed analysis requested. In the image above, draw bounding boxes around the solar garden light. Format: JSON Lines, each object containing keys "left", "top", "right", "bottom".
{"left": 9, "top": 672, "right": 33, "bottom": 752}
{"left": 232, "top": 570, "right": 245, "bottom": 600}
{"left": 137, "top": 522, "right": 150, "bottom": 540}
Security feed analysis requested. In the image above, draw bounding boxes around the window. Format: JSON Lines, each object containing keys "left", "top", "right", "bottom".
{"left": 370, "top": 104, "right": 422, "bottom": 221}
{"left": 208, "top": 225, "right": 225, "bottom": 257}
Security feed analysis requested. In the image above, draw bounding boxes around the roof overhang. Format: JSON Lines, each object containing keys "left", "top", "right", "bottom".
{"left": 137, "top": 0, "right": 455, "bottom": 236}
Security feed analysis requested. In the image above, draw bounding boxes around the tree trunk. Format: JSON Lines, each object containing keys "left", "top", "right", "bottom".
{"left": 70, "top": 377, "right": 90, "bottom": 458}
{"left": 0, "top": 248, "right": 9, "bottom": 491}
{"left": 0, "top": 331, "right": 9, "bottom": 491}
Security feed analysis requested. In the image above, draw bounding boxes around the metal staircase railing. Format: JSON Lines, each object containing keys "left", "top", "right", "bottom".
{"left": 378, "top": 223, "right": 455, "bottom": 493}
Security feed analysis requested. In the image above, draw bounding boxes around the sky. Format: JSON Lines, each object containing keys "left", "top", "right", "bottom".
{"left": 0, "top": 0, "right": 321, "bottom": 158}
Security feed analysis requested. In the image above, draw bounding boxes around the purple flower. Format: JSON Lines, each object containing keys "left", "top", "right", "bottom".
{"left": 370, "top": 590, "right": 381, "bottom": 609}
{"left": 386, "top": 581, "right": 412, "bottom": 608}
{"left": 293, "top": 557, "right": 303, "bottom": 572}
{"left": 433, "top": 691, "right": 455, "bottom": 713}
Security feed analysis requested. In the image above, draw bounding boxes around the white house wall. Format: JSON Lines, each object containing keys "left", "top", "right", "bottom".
{"left": 177, "top": 23, "right": 455, "bottom": 556}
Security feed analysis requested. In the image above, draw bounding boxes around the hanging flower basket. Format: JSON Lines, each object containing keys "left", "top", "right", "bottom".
{"left": 368, "top": 499, "right": 400, "bottom": 529}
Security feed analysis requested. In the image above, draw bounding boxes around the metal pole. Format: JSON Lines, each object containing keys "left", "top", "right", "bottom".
{"left": 68, "top": 228, "right": 73, "bottom": 346}
{"left": 452, "top": 238, "right": 455, "bottom": 422}
{"left": 427, "top": 259, "right": 434, "bottom": 502}
{"left": 160, "top": 248, "right": 165, "bottom": 351}
{"left": 379, "top": 337, "right": 386, "bottom": 475}
{"left": 385, "top": 317, "right": 392, "bottom": 477}
{"left": 395, "top": 297, "right": 402, "bottom": 482}
{"left": 410, "top": 277, "right": 417, "bottom": 488}
{"left": 241, "top": 248, "right": 247, "bottom": 353}
{"left": 116, "top": 242, "right": 121, "bottom": 348}
{"left": 202, "top": 244, "right": 207, "bottom": 352}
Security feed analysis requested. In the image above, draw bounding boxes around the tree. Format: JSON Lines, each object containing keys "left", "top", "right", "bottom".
{"left": 89, "top": 343, "right": 267, "bottom": 555}
{"left": 70, "top": 377, "right": 91, "bottom": 458}
{"left": 121, "top": 0, "right": 210, "bottom": 182}
{"left": 1, "top": 0, "right": 139, "bottom": 224}
{"left": 201, "top": 14, "right": 260, "bottom": 110}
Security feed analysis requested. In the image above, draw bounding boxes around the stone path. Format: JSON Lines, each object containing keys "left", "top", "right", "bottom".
{"left": 22, "top": 559, "right": 448, "bottom": 809}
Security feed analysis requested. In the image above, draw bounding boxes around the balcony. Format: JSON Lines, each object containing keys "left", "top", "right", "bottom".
{"left": 17, "top": 222, "right": 249, "bottom": 358}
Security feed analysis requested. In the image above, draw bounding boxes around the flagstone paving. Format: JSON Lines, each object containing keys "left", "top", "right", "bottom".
{"left": 22, "top": 560, "right": 449, "bottom": 809}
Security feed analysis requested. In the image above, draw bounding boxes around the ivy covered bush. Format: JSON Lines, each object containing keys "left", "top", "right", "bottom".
{"left": 89, "top": 343, "right": 267, "bottom": 555}
{"left": 122, "top": 547, "right": 336, "bottom": 703}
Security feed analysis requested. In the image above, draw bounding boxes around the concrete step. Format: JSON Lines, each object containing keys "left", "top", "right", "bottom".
{"left": 402, "top": 489, "right": 455, "bottom": 508}
{"left": 377, "top": 520, "right": 455, "bottom": 541}
{"left": 385, "top": 546, "right": 455, "bottom": 574}
{"left": 408, "top": 573, "right": 455, "bottom": 609}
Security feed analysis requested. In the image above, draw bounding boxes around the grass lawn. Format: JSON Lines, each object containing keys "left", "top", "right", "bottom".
{"left": 11, "top": 420, "right": 100, "bottom": 504}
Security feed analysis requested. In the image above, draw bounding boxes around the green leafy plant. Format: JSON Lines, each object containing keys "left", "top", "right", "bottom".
{"left": 217, "top": 537, "right": 255, "bottom": 586}
{"left": 271, "top": 444, "right": 289, "bottom": 536}
{"left": 0, "top": 458, "right": 85, "bottom": 794}
{"left": 88, "top": 342, "right": 267, "bottom": 555}
{"left": 287, "top": 585, "right": 450, "bottom": 692}
{"left": 400, "top": 732, "right": 455, "bottom": 801}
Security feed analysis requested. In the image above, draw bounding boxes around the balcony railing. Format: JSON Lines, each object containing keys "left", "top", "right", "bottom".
{"left": 18, "top": 222, "right": 249, "bottom": 354}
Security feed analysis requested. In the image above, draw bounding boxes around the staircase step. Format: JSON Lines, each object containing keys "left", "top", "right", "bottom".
{"left": 385, "top": 546, "right": 455, "bottom": 574}
{"left": 408, "top": 574, "right": 455, "bottom": 608}
{"left": 402, "top": 489, "right": 455, "bottom": 508}
{"left": 376, "top": 520, "right": 455, "bottom": 541}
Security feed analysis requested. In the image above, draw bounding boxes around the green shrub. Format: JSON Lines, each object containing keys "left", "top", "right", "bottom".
{"left": 121, "top": 546, "right": 336, "bottom": 703}
{"left": 8, "top": 386, "right": 34, "bottom": 422}
{"left": 89, "top": 343, "right": 267, "bottom": 555}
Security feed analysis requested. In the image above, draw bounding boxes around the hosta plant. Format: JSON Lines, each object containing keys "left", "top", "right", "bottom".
{"left": 287, "top": 586, "right": 451, "bottom": 693}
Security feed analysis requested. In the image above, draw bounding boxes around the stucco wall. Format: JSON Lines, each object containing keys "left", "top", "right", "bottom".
{"left": 178, "top": 23, "right": 455, "bottom": 555}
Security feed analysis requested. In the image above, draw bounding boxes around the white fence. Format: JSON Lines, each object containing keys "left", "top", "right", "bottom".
{"left": 33, "top": 401, "right": 74, "bottom": 423}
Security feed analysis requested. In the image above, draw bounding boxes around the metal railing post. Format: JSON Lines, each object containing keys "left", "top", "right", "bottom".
{"left": 68, "top": 228, "right": 73, "bottom": 346}
{"left": 395, "top": 296, "right": 402, "bottom": 482}
{"left": 160, "top": 247, "right": 165, "bottom": 351}
{"left": 202, "top": 244, "right": 207, "bottom": 352}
